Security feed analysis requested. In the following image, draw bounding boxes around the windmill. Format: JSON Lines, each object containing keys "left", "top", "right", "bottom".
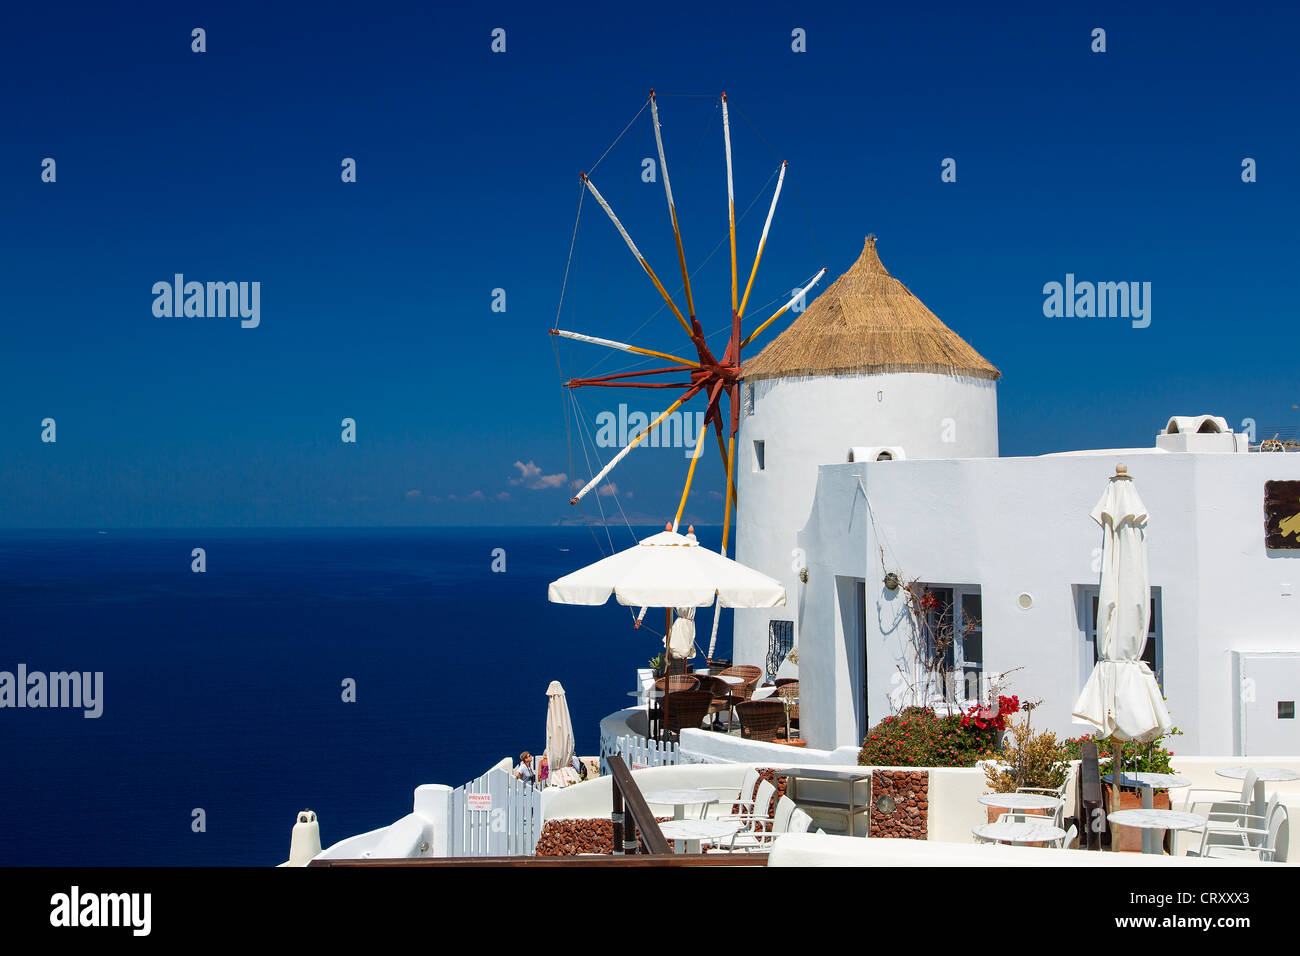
{"left": 549, "top": 91, "right": 825, "bottom": 660}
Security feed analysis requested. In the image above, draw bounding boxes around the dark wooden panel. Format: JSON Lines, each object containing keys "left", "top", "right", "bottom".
{"left": 1265, "top": 480, "right": 1300, "bottom": 549}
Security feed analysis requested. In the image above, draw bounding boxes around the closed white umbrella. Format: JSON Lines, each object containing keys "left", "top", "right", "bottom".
{"left": 1072, "top": 465, "right": 1172, "bottom": 850}
{"left": 547, "top": 529, "right": 786, "bottom": 609}
{"left": 1072, "top": 465, "right": 1172, "bottom": 742}
{"left": 667, "top": 606, "right": 697, "bottom": 663}
{"left": 544, "top": 681, "right": 580, "bottom": 788}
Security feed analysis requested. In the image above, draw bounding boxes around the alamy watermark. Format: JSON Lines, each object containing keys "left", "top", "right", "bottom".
{"left": 0, "top": 665, "right": 103, "bottom": 718}
{"left": 1043, "top": 274, "right": 1151, "bottom": 328}
{"left": 50, "top": 886, "right": 150, "bottom": 936}
{"left": 595, "top": 404, "right": 706, "bottom": 458}
{"left": 152, "top": 274, "right": 260, "bottom": 328}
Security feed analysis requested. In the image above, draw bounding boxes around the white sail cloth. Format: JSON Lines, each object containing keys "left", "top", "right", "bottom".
{"left": 1072, "top": 473, "right": 1173, "bottom": 743}
{"left": 547, "top": 530, "right": 786, "bottom": 609}
{"left": 544, "top": 680, "right": 580, "bottom": 788}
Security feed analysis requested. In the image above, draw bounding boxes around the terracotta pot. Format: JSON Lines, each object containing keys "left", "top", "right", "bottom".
{"left": 1103, "top": 788, "right": 1171, "bottom": 852}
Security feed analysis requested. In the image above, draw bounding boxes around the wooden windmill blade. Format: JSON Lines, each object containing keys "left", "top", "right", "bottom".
{"left": 555, "top": 91, "right": 824, "bottom": 573}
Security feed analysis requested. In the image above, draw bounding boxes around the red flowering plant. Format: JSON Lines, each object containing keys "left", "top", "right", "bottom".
{"left": 859, "top": 706, "right": 999, "bottom": 768}
{"left": 960, "top": 694, "right": 1020, "bottom": 733}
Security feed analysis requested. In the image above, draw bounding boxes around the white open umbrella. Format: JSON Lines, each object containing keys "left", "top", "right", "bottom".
{"left": 1072, "top": 465, "right": 1172, "bottom": 742}
{"left": 544, "top": 680, "right": 580, "bottom": 788}
{"left": 547, "top": 529, "right": 786, "bottom": 610}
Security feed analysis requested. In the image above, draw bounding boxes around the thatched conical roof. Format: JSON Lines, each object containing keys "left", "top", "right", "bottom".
{"left": 742, "top": 236, "right": 1000, "bottom": 382}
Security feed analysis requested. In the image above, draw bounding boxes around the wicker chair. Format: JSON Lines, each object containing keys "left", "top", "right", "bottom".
{"left": 661, "top": 690, "right": 714, "bottom": 740}
{"left": 718, "top": 665, "right": 762, "bottom": 701}
{"left": 735, "top": 699, "right": 787, "bottom": 742}
{"left": 694, "top": 675, "right": 736, "bottom": 730}
{"left": 654, "top": 675, "right": 700, "bottom": 693}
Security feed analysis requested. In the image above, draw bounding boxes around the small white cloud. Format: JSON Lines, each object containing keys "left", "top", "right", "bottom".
{"left": 511, "top": 460, "right": 567, "bottom": 490}
{"left": 405, "top": 489, "right": 422, "bottom": 500}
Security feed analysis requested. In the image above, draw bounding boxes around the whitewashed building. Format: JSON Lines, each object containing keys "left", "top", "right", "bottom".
{"left": 734, "top": 237, "right": 1300, "bottom": 757}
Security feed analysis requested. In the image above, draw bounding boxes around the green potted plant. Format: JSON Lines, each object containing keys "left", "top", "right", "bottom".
{"left": 775, "top": 685, "right": 804, "bottom": 745}
{"left": 648, "top": 654, "right": 667, "bottom": 678}
{"left": 1063, "top": 726, "right": 1182, "bottom": 851}
{"left": 983, "top": 713, "right": 1069, "bottom": 839}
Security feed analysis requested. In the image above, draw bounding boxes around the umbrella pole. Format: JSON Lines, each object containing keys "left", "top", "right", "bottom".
{"left": 1111, "top": 738, "right": 1122, "bottom": 853}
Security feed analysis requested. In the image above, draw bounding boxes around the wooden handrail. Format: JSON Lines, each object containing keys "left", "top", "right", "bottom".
{"left": 605, "top": 753, "right": 670, "bottom": 855}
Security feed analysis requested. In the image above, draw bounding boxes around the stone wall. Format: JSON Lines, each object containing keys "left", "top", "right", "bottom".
{"left": 535, "top": 817, "right": 672, "bottom": 856}
{"left": 868, "top": 769, "right": 929, "bottom": 839}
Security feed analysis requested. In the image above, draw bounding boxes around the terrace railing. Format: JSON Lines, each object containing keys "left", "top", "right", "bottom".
{"left": 599, "top": 732, "right": 679, "bottom": 775}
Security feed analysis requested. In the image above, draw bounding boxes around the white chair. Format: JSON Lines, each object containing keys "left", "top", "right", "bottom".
{"left": 705, "top": 781, "right": 778, "bottom": 851}
{"left": 698, "top": 767, "right": 761, "bottom": 819}
{"left": 713, "top": 797, "right": 810, "bottom": 852}
{"left": 1172, "top": 769, "right": 1257, "bottom": 856}
{"left": 1016, "top": 773, "right": 1071, "bottom": 828}
{"left": 1189, "top": 795, "right": 1288, "bottom": 862}
{"left": 1057, "top": 824, "right": 1078, "bottom": 850}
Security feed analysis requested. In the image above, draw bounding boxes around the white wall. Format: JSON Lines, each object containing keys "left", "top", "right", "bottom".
{"left": 796, "top": 449, "right": 1300, "bottom": 755}
{"left": 734, "top": 371, "right": 998, "bottom": 672}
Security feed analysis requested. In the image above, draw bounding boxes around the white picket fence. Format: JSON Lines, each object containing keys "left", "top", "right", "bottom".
{"left": 599, "top": 732, "right": 680, "bottom": 775}
{"left": 447, "top": 767, "right": 542, "bottom": 857}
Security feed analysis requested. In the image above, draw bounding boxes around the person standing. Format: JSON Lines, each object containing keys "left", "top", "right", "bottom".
{"left": 538, "top": 754, "right": 550, "bottom": 788}
{"left": 514, "top": 751, "right": 536, "bottom": 787}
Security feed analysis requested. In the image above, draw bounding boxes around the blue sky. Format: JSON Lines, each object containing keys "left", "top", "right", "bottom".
{"left": 1, "top": 2, "right": 1296, "bottom": 528}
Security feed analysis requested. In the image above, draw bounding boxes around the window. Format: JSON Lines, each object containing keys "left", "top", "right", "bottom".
{"left": 752, "top": 440, "right": 765, "bottom": 472}
{"left": 743, "top": 383, "right": 754, "bottom": 417}
{"left": 916, "top": 584, "right": 983, "bottom": 703}
{"left": 766, "top": 620, "right": 793, "bottom": 681}
{"left": 1080, "top": 586, "right": 1163, "bottom": 691}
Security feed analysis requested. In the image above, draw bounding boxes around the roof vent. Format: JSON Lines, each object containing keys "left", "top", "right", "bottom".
{"left": 1157, "top": 416, "right": 1246, "bottom": 453}
{"left": 1164, "top": 415, "right": 1228, "bottom": 435}
{"left": 848, "top": 446, "right": 906, "bottom": 463}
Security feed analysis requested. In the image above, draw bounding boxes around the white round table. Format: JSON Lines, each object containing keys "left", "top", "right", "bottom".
{"left": 1101, "top": 774, "right": 1193, "bottom": 854}
{"left": 1107, "top": 809, "right": 1206, "bottom": 855}
{"left": 658, "top": 818, "right": 745, "bottom": 854}
{"left": 642, "top": 789, "right": 720, "bottom": 821}
{"left": 1216, "top": 765, "right": 1300, "bottom": 822}
{"left": 972, "top": 821, "right": 1067, "bottom": 846}
{"left": 1103, "top": 772, "right": 1190, "bottom": 791}
{"left": 978, "top": 793, "right": 1063, "bottom": 812}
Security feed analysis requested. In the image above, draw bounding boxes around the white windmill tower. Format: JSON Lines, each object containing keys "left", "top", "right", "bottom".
{"left": 733, "top": 235, "right": 1002, "bottom": 673}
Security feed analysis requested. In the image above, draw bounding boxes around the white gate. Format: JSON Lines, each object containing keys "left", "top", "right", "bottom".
{"left": 448, "top": 767, "right": 542, "bottom": 856}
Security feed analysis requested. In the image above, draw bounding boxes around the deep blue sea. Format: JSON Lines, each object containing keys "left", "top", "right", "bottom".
{"left": 0, "top": 527, "right": 719, "bottom": 865}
